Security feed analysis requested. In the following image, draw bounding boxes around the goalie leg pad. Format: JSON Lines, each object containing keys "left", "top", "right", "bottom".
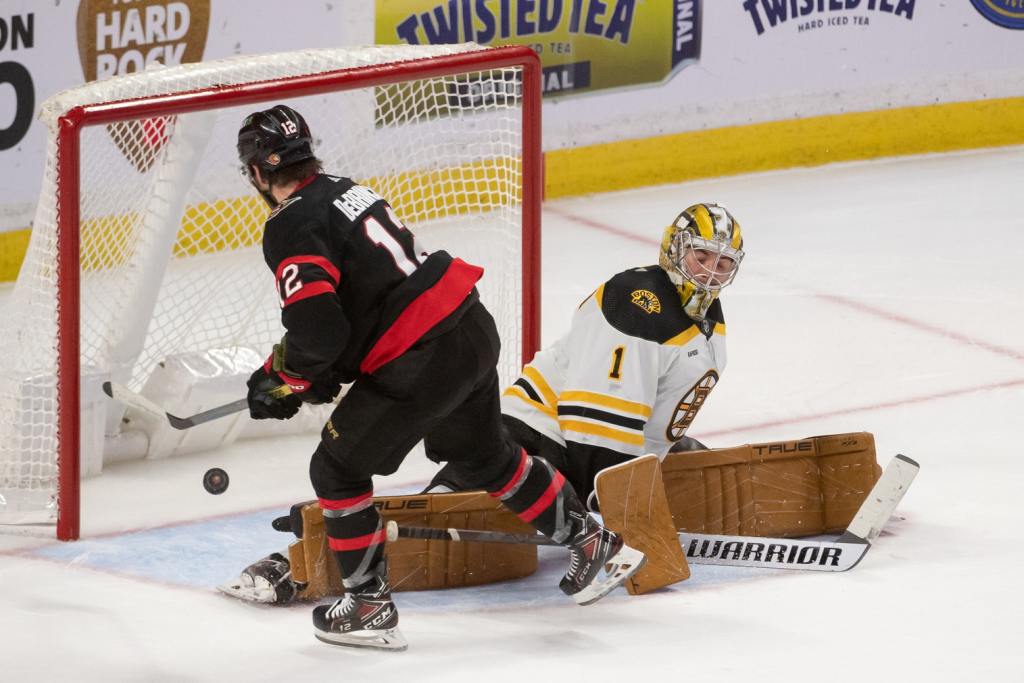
{"left": 661, "top": 432, "right": 881, "bottom": 538}
{"left": 287, "top": 491, "right": 539, "bottom": 601}
{"left": 595, "top": 455, "right": 690, "bottom": 595}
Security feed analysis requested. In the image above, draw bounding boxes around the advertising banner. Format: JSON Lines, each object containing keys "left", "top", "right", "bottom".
{"left": 0, "top": 0, "right": 365, "bottom": 233}
{"left": 375, "top": 0, "right": 703, "bottom": 96}
{"left": 0, "top": 1, "right": 1020, "bottom": 236}
{"left": 537, "top": 1, "right": 1023, "bottom": 148}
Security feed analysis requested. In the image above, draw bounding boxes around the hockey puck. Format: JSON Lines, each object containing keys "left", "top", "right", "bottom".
{"left": 203, "top": 468, "right": 229, "bottom": 495}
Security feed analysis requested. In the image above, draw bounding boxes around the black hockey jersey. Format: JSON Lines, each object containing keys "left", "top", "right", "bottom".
{"left": 261, "top": 174, "right": 482, "bottom": 383}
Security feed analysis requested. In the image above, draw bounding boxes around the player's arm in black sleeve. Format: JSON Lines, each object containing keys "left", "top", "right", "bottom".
{"left": 268, "top": 232, "right": 348, "bottom": 381}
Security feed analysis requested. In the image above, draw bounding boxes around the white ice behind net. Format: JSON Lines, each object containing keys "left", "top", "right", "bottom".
{"left": 0, "top": 44, "right": 526, "bottom": 525}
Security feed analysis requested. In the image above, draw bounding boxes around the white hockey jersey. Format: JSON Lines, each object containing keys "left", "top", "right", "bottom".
{"left": 502, "top": 265, "right": 726, "bottom": 460}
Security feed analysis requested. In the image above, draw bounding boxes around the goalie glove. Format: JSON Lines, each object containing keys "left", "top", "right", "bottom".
{"left": 217, "top": 552, "right": 302, "bottom": 604}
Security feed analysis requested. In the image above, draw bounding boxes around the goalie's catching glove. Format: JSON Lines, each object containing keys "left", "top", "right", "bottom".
{"left": 247, "top": 339, "right": 339, "bottom": 420}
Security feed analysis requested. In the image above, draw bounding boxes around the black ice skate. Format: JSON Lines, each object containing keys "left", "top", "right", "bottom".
{"left": 312, "top": 568, "right": 407, "bottom": 651}
{"left": 560, "top": 515, "right": 646, "bottom": 606}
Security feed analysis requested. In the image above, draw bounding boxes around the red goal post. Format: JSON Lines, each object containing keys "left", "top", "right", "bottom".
{"left": 1, "top": 44, "right": 541, "bottom": 540}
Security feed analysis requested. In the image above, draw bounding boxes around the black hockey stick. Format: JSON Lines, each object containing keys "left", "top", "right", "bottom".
{"left": 385, "top": 455, "right": 919, "bottom": 573}
{"left": 385, "top": 520, "right": 560, "bottom": 546}
{"left": 101, "top": 381, "right": 248, "bottom": 430}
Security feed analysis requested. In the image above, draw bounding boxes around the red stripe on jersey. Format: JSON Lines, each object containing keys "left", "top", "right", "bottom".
{"left": 328, "top": 528, "right": 387, "bottom": 551}
{"left": 489, "top": 449, "right": 529, "bottom": 499}
{"left": 292, "top": 175, "right": 318, "bottom": 193}
{"left": 517, "top": 471, "right": 566, "bottom": 523}
{"left": 359, "top": 258, "right": 483, "bottom": 375}
{"left": 319, "top": 492, "right": 373, "bottom": 511}
{"left": 282, "top": 280, "right": 335, "bottom": 308}
{"left": 275, "top": 255, "right": 341, "bottom": 287}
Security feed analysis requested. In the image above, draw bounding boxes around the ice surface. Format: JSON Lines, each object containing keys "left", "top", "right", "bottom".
{"left": 2, "top": 146, "right": 1023, "bottom": 681}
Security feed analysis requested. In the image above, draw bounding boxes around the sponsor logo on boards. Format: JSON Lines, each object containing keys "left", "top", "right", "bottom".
{"left": 376, "top": 0, "right": 703, "bottom": 97}
{"left": 741, "top": 0, "right": 916, "bottom": 35}
{"left": 76, "top": 1, "right": 211, "bottom": 170}
{"left": 969, "top": 0, "right": 1024, "bottom": 29}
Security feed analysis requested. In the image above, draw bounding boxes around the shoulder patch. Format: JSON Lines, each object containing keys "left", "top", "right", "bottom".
{"left": 629, "top": 289, "right": 661, "bottom": 315}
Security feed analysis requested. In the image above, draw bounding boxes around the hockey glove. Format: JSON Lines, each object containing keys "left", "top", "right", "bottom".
{"left": 271, "top": 337, "right": 342, "bottom": 405}
{"left": 218, "top": 552, "right": 301, "bottom": 604}
{"left": 246, "top": 342, "right": 306, "bottom": 420}
{"left": 247, "top": 341, "right": 341, "bottom": 419}
{"left": 247, "top": 364, "right": 302, "bottom": 420}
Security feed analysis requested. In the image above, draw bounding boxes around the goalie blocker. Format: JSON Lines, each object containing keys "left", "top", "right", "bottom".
{"left": 220, "top": 432, "right": 884, "bottom": 602}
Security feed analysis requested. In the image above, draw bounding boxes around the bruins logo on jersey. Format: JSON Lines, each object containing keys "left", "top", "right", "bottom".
{"left": 630, "top": 289, "right": 662, "bottom": 315}
{"left": 667, "top": 370, "right": 719, "bottom": 440}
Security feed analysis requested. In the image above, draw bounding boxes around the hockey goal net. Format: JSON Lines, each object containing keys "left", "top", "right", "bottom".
{"left": 0, "top": 44, "right": 541, "bottom": 540}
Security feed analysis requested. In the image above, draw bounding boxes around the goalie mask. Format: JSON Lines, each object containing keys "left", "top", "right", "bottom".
{"left": 237, "top": 104, "right": 315, "bottom": 207}
{"left": 659, "top": 203, "right": 744, "bottom": 321}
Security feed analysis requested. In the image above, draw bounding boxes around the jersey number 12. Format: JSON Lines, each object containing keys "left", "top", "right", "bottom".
{"left": 363, "top": 206, "right": 425, "bottom": 276}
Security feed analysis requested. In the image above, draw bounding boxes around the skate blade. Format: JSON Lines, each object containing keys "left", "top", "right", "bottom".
{"left": 314, "top": 626, "right": 408, "bottom": 652}
{"left": 573, "top": 545, "right": 647, "bottom": 606}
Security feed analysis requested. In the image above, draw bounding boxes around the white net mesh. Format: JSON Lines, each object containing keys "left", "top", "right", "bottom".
{"left": 0, "top": 44, "right": 530, "bottom": 527}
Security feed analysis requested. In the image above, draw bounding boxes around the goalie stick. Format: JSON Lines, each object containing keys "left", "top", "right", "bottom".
{"left": 101, "top": 381, "right": 248, "bottom": 430}
{"left": 386, "top": 454, "right": 919, "bottom": 573}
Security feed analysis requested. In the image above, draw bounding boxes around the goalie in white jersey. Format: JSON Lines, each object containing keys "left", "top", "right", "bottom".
{"left": 429, "top": 203, "right": 744, "bottom": 504}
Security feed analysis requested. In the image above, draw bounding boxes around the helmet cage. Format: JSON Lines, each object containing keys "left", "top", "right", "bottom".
{"left": 662, "top": 229, "right": 744, "bottom": 296}
{"left": 677, "top": 232, "right": 744, "bottom": 293}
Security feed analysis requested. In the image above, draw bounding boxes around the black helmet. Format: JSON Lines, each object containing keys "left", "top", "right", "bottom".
{"left": 237, "top": 104, "right": 315, "bottom": 175}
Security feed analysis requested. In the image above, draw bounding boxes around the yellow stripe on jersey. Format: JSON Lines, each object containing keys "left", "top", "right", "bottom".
{"left": 503, "top": 385, "right": 558, "bottom": 419}
{"left": 522, "top": 365, "right": 558, "bottom": 408}
{"left": 594, "top": 283, "right": 605, "bottom": 308}
{"left": 558, "top": 390, "right": 652, "bottom": 418}
{"left": 714, "top": 322, "right": 726, "bottom": 336}
{"left": 558, "top": 419, "right": 646, "bottom": 447}
{"left": 664, "top": 325, "right": 701, "bottom": 347}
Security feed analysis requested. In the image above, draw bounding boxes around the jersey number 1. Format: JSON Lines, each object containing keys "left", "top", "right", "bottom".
{"left": 609, "top": 346, "right": 625, "bottom": 380}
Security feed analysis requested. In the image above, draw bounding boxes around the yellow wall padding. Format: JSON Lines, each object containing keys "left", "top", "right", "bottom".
{"left": 0, "top": 229, "right": 30, "bottom": 282}
{"left": 3, "top": 96, "right": 1023, "bottom": 282}
{"left": 544, "top": 96, "right": 1024, "bottom": 199}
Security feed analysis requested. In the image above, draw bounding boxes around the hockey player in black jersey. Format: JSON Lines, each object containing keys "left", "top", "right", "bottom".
{"left": 237, "top": 105, "right": 644, "bottom": 650}
{"left": 428, "top": 203, "right": 745, "bottom": 506}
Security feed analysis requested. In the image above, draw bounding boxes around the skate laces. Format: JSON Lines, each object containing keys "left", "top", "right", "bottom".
{"left": 326, "top": 594, "right": 357, "bottom": 620}
{"left": 567, "top": 517, "right": 603, "bottom": 579}
{"left": 327, "top": 576, "right": 392, "bottom": 620}
{"left": 568, "top": 546, "right": 583, "bottom": 577}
